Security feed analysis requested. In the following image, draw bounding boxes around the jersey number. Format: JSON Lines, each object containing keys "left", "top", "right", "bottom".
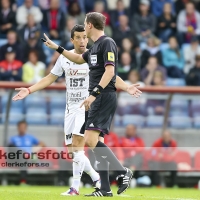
{"left": 70, "top": 78, "right": 85, "bottom": 87}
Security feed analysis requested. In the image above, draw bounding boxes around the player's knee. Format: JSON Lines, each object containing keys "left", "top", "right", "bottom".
{"left": 72, "top": 135, "right": 84, "bottom": 148}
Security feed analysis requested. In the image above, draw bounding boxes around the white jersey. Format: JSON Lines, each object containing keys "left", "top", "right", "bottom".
{"left": 51, "top": 50, "right": 89, "bottom": 113}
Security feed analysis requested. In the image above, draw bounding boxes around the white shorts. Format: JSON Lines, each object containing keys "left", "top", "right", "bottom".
{"left": 64, "top": 108, "right": 85, "bottom": 145}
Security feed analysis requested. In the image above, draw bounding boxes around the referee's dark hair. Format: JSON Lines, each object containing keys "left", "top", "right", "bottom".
{"left": 86, "top": 12, "right": 106, "bottom": 30}
{"left": 71, "top": 25, "right": 85, "bottom": 39}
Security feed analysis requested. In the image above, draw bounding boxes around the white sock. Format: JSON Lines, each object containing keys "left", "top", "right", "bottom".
{"left": 84, "top": 154, "right": 99, "bottom": 182}
{"left": 71, "top": 151, "right": 85, "bottom": 192}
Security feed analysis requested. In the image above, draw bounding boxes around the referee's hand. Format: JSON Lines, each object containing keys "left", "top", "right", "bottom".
{"left": 126, "top": 84, "right": 142, "bottom": 98}
{"left": 43, "top": 33, "right": 58, "bottom": 50}
{"left": 12, "top": 88, "right": 29, "bottom": 101}
{"left": 80, "top": 95, "right": 96, "bottom": 111}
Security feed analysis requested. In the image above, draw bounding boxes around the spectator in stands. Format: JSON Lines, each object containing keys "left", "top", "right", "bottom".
{"left": 18, "top": 14, "right": 41, "bottom": 45}
{"left": 61, "top": 17, "right": 77, "bottom": 50}
{"left": 132, "top": 0, "right": 156, "bottom": 43}
{"left": 93, "top": 1, "right": 112, "bottom": 37}
{"left": 177, "top": 2, "right": 200, "bottom": 44}
{"left": 151, "top": 0, "right": 175, "bottom": 17}
{"left": 22, "top": 50, "right": 45, "bottom": 83}
{"left": 110, "top": 0, "right": 129, "bottom": 28}
{"left": 162, "top": 36, "right": 185, "bottom": 78}
{"left": 120, "top": 125, "right": 145, "bottom": 178}
{"left": 118, "top": 52, "right": 135, "bottom": 81}
{"left": 0, "top": 30, "right": 23, "bottom": 61}
{"left": 113, "top": 14, "right": 134, "bottom": 48}
{"left": 186, "top": 54, "right": 200, "bottom": 86}
{"left": 84, "top": 0, "right": 107, "bottom": 13}
{"left": 157, "top": 3, "right": 176, "bottom": 42}
{"left": 8, "top": 120, "right": 45, "bottom": 185}
{"left": 67, "top": 1, "right": 85, "bottom": 25}
{"left": 42, "top": 0, "right": 65, "bottom": 40}
{"left": 141, "top": 56, "right": 166, "bottom": 85}
{"left": 149, "top": 130, "right": 177, "bottom": 187}
{"left": 23, "top": 34, "right": 46, "bottom": 64}
{"left": 0, "top": 46, "right": 22, "bottom": 81}
{"left": 152, "top": 70, "right": 166, "bottom": 86}
{"left": 0, "top": 0, "right": 16, "bottom": 37}
{"left": 183, "top": 36, "right": 200, "bottom": 74}
{"left": 120, "top": 37, "right": 139, "bottom": 68}
{"left": 16, "top": 0, "right": 43, "bottom": 28}
{"left": 141, "top": 36, "right": 163, "bottom": 69}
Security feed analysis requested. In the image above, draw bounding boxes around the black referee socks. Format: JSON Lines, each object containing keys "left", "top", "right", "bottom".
{"left": 94, "top": 152, "right": 111, "bottom": 192}
{"left": 93, "top": 141, "right": 126, "bottom": 176}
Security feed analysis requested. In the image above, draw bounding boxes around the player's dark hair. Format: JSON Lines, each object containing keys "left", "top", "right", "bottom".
{"left": 71, "top": 25, "right": 85, "bottom": 39}
{"left": 86, "top": 12, "right": 106, "bottom": 30}
{"left": 17, "top": 120, "right": 27, "bottom": 127}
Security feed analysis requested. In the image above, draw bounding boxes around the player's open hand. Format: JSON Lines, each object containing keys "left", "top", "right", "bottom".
{"left": 127, "top": 84, "right": 142, "bottom": 98}
{"left": 80, "top": 95, "right": 96, "bottom": 111}
{"left": 43, "top": 33, "right": 58, "bottom": 50}
{"left": 12, "top": 88, "right": 29, "bottom": 101}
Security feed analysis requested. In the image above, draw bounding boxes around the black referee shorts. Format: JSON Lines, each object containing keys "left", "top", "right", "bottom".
{"left": 85, "top": 92, "right": 117, "bottom": 136}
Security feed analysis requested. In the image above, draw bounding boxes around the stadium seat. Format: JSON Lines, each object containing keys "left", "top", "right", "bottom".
{"left": 190, "top": 100, "right": 200, "bottom": 117}
{"left": 2, "top": 108, "right": 24, "bottom": 124}
{"left": 24, "top": 95, "right": 47, "bottom": 110}
{"left": 194, "top": 151, "right": 200, "bottom": 170}
{"left": 193, "top": 116, "right": 200, "bottom": 128}
{"left": 26, "top": 108, "right": 48, "bottom": 125}
{"left": 170, "top": 99, "right": 189, "bottom": 117}
{"left": 49, "top": 96, "right": 66, "bottom": 108}
{"left": 146, "top": 115, "right": 164, "bottom": 127}
{"left": 49, "top": 108, "right": 65, "bottom": 125}
{"left": 1, "top": 96, "right": 24, "bottom": 112}
{"left": 113, "top": 115, "right": 121, "bottom": 127}
{"left": 121, "top": 115, "right": 145, "bottom": 127}
{"left": 174, "top": 150, "right": 192, "bottom": 171}
{"left": 169, "top": 116, "right": 192, "bottom": 128}
{"left": 166, "top": 78, "right": 186, "bottom": 86}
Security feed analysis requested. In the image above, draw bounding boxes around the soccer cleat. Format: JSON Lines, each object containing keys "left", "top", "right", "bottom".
{"left": 85, "top": 188, "right": 113, "bottom": 197}
{"left": 60, "top": 187, "right": 79, "bottom": 196}
{"left": 116, "top": 167, "right": 133, "bottom": 195}
{"left": 93, "top": 178, "right": 101, "bottom": 189}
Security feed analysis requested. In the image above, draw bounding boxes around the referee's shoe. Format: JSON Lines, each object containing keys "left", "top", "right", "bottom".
{"left": 84, "top": 188, "right": 113, "bottom": 197}
{"left": 116, "top": 167, "right": 133, "bottom": 194}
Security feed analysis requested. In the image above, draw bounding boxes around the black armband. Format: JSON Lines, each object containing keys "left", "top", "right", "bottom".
{"left": 91, "top": 85, "right": 103, "bottom": 97}
{"left": 56, "top": 46, "right": 64, "bottom": 54}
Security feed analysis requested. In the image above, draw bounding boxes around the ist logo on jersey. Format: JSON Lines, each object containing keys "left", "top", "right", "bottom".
{"left": 67, "top": 69, "right": 87, "bottom": 76}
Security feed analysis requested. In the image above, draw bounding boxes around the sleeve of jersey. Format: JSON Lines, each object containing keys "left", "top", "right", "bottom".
{"left": 82, "top": 50, "right": 89, "bottom": 63}
{"left": 102, "top": 40, "right": 117, "bottom": 68}
{"left": 50, "top": 55, "right": 64, "bottom": 77}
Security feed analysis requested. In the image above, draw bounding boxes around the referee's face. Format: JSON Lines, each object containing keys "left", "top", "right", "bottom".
{"left": 71, "top": 31, "right": 88, "bottom": 54}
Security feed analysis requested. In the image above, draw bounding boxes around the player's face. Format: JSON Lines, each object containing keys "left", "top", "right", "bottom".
{"left": 71, "top": 31, "right": 88, "bottom": 53}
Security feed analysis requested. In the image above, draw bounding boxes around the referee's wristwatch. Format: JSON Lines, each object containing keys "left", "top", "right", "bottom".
{"left": 91, "top": 85, "right": 103, "bottom": 97}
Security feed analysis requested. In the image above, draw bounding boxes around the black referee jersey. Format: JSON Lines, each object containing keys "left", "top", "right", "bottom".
{"left": 82, "top": 35, "right": 118, "bottom": 135}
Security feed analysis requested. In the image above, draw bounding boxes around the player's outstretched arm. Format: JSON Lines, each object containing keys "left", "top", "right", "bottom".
{"left": 43, "top": 33, "right": 85, "bottom": 64}
{"left": 115, "top": 76, "right": 142, "bottom": 98}
{"left": 12, "top": 73, "right": 57, "bottom": 101}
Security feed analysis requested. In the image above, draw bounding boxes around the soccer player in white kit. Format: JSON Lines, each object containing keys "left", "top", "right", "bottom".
{"left": 13, "top": 25, "right": 141, "bottom": 196}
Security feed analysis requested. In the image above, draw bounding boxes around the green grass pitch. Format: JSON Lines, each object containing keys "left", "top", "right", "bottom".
{"left": 0, "top": 186, "right": 200, "bottom": 200}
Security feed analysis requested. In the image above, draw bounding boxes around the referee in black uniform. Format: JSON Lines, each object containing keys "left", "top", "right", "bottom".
{"left": 43, "top": 12, "right": 141, "bottom": 197}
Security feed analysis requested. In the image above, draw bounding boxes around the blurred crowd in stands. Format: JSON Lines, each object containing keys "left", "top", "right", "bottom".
{"left": 1, "top": 0, "right": 200, "bottom": 86}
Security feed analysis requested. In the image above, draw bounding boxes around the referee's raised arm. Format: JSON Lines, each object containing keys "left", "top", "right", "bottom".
{"left": 43, "top": 33, "right": 86, "bottom": 64}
